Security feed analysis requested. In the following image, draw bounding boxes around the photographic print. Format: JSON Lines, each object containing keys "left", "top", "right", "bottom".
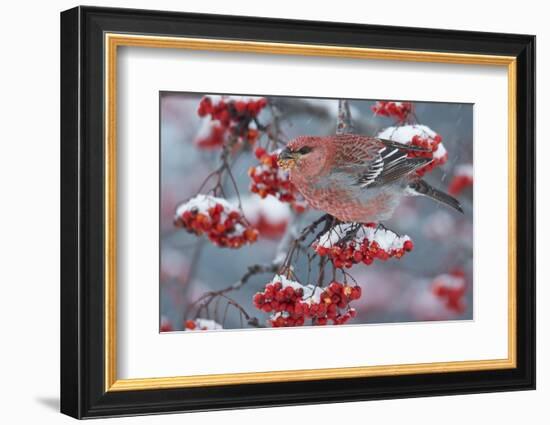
{"left": 160, "top": 93, "right": 473, "bottom": 332}
{"left": 61, "top": 9, "right": 534, "bottom": 417}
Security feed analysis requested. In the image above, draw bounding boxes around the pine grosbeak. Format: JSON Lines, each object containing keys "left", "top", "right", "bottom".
{"left": 278, "top": 134, "right": 463, "bottom": 223}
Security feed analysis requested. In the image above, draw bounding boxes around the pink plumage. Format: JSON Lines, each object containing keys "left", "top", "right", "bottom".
{"left": 278, "top": 134, "right": 462, "bottom": 223}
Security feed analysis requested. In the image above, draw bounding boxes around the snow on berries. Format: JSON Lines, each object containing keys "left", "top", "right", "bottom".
{"left": 371, "top": 101, "right": 414, "bottom": 122}
{"left": 431, "top": 270, "right": 467, "bottom": 314}
{"left": 194, "top": 95, "right": 266, "bottom": 149}
{"left": 448, "top": 164, "right": 473, "bottom": 196}
{"left": 249, "top": 147, "right": 307, "bottom": 213}
{"left": 377, "top": 125, "right": 448, "bottom": 176}
{"left": 184, "top": 318, "right": 223, "bottom": 331}
{"left": 253, "top": 275, "right": 361, "bottom": 327}
{"left": 237, "top": 195, "right": 292, "bottom": 239}
{"left": 313, "top": 223, "right": 413, "bottom": 269}
{"left": 174, "top": 194, "right": 258, "bottom": 248}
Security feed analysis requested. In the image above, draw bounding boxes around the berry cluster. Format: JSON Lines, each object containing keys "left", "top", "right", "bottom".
{"left": 408, "top": 133, "right": 447, "bottom": 176}
{"left": 195, "top": 96, "right": 266, "bottom": 149}
{"left": 198, "top": 96, "right": 267, "bottom": 122}
{"left": 249, "top": 147, "right": 307, "bottom": 213}
{"left": 184, "top": 318, "right": 223, "bottom": 331}
{"left": 313, "top": 224, "right": 413, "bottom": 269}
{"left": 254, "top": 215, "right": 288, "bottom": 239}
{"left": 431, "top": 270, "right": 466, "bottom": 314}
{"left": 174, "top": 194, "right": 258, "bottom": 248}
{"left": 371, "top": 101, "right": 413, "bottom": 122}
{"left": 448, "top": 164, "right": 474, "bottom": 196}
{"left": 253, "top": 276, "right": 361, "bottom": 327}
{"left": 195, "top": 123, "right": 227, "bottom": 150}
{"left": 238, "top": 196, "right": 291, "bottom": 240}
{"left": 377, "top": 125, "right": 448, "bottom": 176}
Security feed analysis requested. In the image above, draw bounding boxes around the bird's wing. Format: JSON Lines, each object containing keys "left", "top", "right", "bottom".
{"left": 332, "top": 135, "right": 433, "bottom": 188}
{"left": 358, "top": 155, "right": 432, "bottom": 187}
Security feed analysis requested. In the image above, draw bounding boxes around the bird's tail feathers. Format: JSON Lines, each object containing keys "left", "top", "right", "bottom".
{"left": 408, "top": 179, "right": 463, "bottom": 213}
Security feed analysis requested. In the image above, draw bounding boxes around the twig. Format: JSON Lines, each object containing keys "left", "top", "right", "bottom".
{"left": 336, "top": 99, "right": 354, "bottom": 135}
{"left": 186, "top": 263, "right": 279, "bottom": 321}
{"left": 278, "top": 214, "right": 332, "bottom": 276}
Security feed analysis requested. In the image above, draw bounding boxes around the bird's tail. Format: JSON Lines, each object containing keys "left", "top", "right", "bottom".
{"left": 408, "top": 179, "right": 463, "bottom": 213}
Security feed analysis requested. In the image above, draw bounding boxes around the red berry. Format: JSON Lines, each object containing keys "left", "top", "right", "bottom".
{"left": 329, "top": 282, "right": 341, "bottom": 294}
{"left": 253, "top": 293, "right": 264, "bottom": 306}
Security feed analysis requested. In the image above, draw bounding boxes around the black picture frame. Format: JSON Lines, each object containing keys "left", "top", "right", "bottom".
{"left": 61, "top": 5, "right": 535, "bottom": 419}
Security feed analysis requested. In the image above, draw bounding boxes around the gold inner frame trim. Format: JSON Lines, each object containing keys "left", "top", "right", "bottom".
{"left": 104, "top": 33, "right": 517, "bottom": 392}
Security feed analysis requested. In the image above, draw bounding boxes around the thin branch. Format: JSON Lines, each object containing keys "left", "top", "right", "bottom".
{"left": 278, "top": 214, "right": 332, "bottom": 277}
{"left": 336, "top": 99, "right": 354, "bottom": 135}
{"left": 186, "top": 262, "right": 279, "bottom": 322}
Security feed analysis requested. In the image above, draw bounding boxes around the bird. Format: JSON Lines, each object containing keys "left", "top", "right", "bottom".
{"left": 277, "top": 134, "right": 463, "bottom": 223}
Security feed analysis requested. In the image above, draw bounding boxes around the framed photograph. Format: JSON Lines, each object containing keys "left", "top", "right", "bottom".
{"left": 60, "top": 6, "right": 535, "bottom": 419}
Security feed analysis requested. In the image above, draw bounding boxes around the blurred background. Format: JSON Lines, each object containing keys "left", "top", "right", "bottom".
{"left": 160, "top": 92, "right": 473, "bottom": 331}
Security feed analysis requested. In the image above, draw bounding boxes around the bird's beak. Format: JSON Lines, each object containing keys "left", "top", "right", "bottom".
{"left": 278, "top": 147, "right": 300, "bottom": 170}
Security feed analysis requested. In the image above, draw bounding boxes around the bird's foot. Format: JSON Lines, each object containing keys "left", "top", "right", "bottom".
{"left": 376, "top": 222, "right": 388, "bottom": 231}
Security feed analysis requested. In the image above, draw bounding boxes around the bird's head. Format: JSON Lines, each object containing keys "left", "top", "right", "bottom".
{"left": 278, "top": 136, "right": 329, "bottom": 177}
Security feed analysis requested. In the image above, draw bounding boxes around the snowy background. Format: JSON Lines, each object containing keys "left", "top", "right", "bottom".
{"left": 160, "top": 92, "right": 473, "bottom": 331}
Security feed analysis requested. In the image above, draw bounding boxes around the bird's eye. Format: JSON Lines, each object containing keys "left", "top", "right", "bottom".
{"left": 297, "top": 146, "right": 313, "bottom": 154}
